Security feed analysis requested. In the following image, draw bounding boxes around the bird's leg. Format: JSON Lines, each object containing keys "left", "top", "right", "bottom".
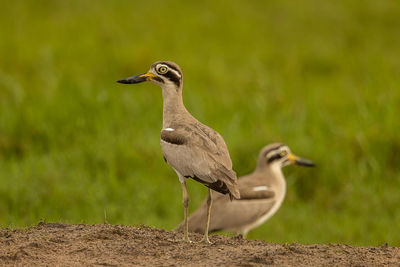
{"left": 181, "top": 181, "right": 191, "bottom": 242}
{"left": 201, "top": 188, "right": 213, "bottom": 244}
{"left": 236, "top": 233, "right": 246, "bottom": 239}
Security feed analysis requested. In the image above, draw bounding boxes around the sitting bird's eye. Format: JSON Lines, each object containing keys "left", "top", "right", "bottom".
{"left": 158, "top": 66, "right": 168, "bottom": 74}
{"left": 280, "top": 151, "right": 288, "bottom": 157}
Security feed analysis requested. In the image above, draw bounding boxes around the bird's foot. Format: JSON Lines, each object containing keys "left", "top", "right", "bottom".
{"left": 200, "top": 236, "right": 212, "bottom": 244}
{"left": 182, "top": 236, "right": 193, "bottom": 243}
{"left": 235, "top": 234, "right": 245, "bottom": 239}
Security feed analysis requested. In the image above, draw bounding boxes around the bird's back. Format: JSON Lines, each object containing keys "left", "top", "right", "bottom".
{"left": 161, "top": 117, "right": 239, "bottom": 199}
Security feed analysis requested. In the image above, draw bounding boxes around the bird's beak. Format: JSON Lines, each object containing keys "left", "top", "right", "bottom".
{"left": 288, "top": 153, "right": 315, "bottom": 167}
{"left": 117, "top": 72, "right": 157, "bottom": 84}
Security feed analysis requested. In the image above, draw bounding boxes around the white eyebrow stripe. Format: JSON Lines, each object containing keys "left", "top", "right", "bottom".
{"left": 164, "top": 128, "right": 175, "bottom": 131}
{"left": 169, "top": 68, "right": 181, "bottom": 78}
{"left": 253, "top": 186, "right": 268, "bottom": 192}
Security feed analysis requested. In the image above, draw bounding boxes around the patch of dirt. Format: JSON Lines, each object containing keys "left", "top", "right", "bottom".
{"left": 0, "top": 223, "right": 399, "bottom": 266}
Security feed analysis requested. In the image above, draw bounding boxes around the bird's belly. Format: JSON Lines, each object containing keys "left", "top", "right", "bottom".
{"left": 239, "top": 196, "right": 285, "bottom": 234}
{"left": 160, "top": 139, "right": 213, "bottom": 183}
{"left": 160, "top": 140, "right": 186, "bottom": 168}
{"left": 220, "top": 199, "right": 273, "bottom": 230}
{"left": 161, "top": 140, "right": 193, "bottom": 173}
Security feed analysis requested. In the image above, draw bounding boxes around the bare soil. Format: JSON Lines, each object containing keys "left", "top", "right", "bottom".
{"left": 0, "top": 223, "right": 399, "bottom": 266}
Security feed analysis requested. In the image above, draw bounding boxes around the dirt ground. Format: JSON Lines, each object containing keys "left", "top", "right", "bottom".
{"left": 0, "top": 223, "right": 399, "bottom": 266}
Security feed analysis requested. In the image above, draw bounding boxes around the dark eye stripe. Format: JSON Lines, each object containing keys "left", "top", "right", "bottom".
{"left": 267, "top": 153, "right": 282, "bottom": 163}
{"left": 263, "top": 145, "right": 283, "bottom": 158}
{"left": 163, "top": 70, "right": 181, "bottom": 87}
{"left": 153, "top": 76, "right": 164, "bottom": 83}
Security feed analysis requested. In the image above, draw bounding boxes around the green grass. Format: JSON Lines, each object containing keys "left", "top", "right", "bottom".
{"left": 1, "top": 0, "right": 400, "bottom": 246}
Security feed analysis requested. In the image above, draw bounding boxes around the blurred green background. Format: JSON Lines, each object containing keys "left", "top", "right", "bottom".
{"left": 1, "top": 0, "right": 399, "bottom": 246}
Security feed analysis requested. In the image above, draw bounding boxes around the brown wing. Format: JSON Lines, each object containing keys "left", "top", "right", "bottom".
{"left": 192, "top": 122, "right": 233, "bottom": 169}
{"left": 161, "top": 122, "right": 239, "bottom": 199}
{"left": 239, "top": 187, "right": 275, "bottom": 200}
{"left": 233, "top": 172, "right": 275, "bottom": 200}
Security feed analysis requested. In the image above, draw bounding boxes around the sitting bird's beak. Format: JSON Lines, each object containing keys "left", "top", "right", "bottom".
{"left": 288, "top": 153, "right": 315, "bottom": 167}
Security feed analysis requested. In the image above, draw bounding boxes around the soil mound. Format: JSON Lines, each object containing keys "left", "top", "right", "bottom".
{"left": 0, "top": 223, "right": 398, "bottom": 266}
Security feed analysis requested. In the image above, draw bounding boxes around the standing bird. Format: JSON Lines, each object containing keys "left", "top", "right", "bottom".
{"left": 178, "top": 143, "right": 314, "bottom": 238}
{"left": 117, "top": 61, "right": 240, "bottom": 243}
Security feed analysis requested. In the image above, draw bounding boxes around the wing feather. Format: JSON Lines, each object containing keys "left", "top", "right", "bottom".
{"left": 161, "top": 122, "right": 239, "bottom": 198}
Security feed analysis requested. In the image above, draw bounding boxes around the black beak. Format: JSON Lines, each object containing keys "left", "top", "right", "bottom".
{"left": 117, "top": 73, "right": 149, "bottom": 84}
{"left": 294, "top": 157, "right": 315, "bottom": 167}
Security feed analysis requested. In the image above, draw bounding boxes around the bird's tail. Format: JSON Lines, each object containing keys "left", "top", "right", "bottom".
{"left": 218, "top": 168, "right": 240, "bottom": 200}
{"left": 227, "top": 181, "right": 240, "bottom": 200}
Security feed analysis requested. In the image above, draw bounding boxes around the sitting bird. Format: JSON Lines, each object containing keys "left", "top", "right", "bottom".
{"left": 177, "top": 143, "right": 314, "bottom": 238}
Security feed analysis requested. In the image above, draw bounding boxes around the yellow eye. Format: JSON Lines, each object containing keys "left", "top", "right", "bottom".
{"left": 280, "top": 151, "right": 287, "bottom": 157}
{"left": 158, "top": 66, "right": 168, "bottom": 74}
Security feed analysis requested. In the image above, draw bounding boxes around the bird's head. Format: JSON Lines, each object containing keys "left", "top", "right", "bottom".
{"left": 117, "top": 61, "right": 183, "bottom": 91}
{"left": 258, "top": 143, "right": 315, "bottom": 169}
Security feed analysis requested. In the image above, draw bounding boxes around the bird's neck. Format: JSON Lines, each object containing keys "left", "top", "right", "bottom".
{"left": 256, "top": 163, "right": 286, "bottom": 197}
{"left": 161, "top": 84, "right": 191, "bottom": 128}
{"left": 268, "top": 163, "right": 286, "bottom": 199}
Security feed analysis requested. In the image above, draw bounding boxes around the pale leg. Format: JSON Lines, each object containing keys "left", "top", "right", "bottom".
{"left": 202, "top": 188, "right": 213, "bottom": 243}
{"left": 181, "top": 181, "right": 191, "bottom": 242}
